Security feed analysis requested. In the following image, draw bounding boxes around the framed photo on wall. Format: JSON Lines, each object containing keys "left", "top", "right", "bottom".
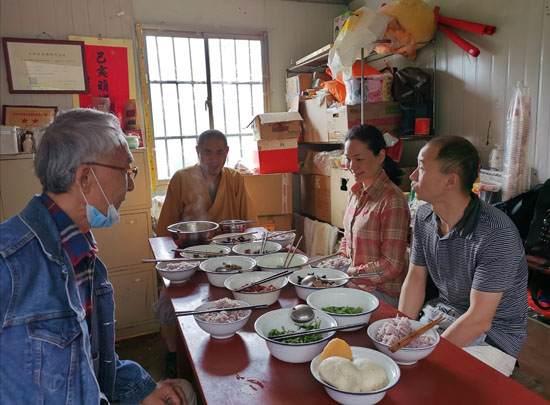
{"left": 2, "top": 105, "right": 57, "bottom": 128}
{"left": 2, "top": 37, "right": 88, "bottom": 94}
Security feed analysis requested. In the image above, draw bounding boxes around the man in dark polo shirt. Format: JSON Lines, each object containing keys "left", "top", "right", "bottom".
{"left": 399, "top": 136, "right": 528, "bottom": 376}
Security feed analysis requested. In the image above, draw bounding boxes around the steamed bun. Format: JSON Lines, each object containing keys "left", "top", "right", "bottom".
{"left": 354, "top": 358, "right": 389, "bottom": 392}
{"left": 318, "top": 357, "right": 362, "bottom": 393}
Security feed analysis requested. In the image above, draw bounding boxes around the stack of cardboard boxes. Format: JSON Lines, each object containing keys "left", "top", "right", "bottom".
{"left": 286, "top": 70, "right": 405, "bottom": 228}
{"left": 245, "top": 111, "right": 303, "bottom": 231}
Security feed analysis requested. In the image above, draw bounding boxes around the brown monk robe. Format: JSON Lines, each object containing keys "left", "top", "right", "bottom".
{"left": 156, "top": 164, "right": 258, "bottom": 236}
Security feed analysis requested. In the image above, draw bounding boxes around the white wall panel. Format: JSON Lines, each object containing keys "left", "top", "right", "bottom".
{"left": 0, "top": 0, "right": 136, "bottom": 112}
{"left": 352, "top": 0, "right": 549, "bottom": 182}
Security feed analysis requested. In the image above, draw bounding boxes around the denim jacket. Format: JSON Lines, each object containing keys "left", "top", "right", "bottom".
{"left": 0, "top": 196, "right": 157, "bottom": 404}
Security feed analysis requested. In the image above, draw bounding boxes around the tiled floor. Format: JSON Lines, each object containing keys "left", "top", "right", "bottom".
{"left": 116, "top": 332, "right": 550, "bottom": 401}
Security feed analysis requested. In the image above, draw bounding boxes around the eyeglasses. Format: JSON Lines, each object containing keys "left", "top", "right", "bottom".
{"left": 84, "top": 162, "right": 138, "bottom": 181}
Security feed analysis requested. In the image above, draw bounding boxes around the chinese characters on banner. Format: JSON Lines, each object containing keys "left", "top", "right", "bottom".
{"left": 78, "top": 44, "right": 130, "bottom": 126}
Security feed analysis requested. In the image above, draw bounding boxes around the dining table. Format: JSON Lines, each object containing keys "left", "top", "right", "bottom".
{"left": 149, "top": 235, "right": 547, "bottom": 405}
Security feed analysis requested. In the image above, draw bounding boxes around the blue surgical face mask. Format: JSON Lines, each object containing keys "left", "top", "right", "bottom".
{"left": 80, "top": 169, "right": 120, "bottom": 228}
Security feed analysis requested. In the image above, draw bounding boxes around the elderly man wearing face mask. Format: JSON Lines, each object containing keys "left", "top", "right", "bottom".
{"left": 0, "top": 109, "right": 195, "bottom": 405}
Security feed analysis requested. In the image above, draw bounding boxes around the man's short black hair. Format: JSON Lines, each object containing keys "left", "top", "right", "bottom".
{"left": 197, "top": 129, "right": 227, "bottom": 148}
{"left": 427, "top": 136, "right": 480, "bottom": 193}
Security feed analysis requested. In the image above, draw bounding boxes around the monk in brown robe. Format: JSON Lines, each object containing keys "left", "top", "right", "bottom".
{"left": 155, "top": 130, "right": 257, "bottom": 378}
{"left": 156, "top": 130, "right": 257, "bottom": 235}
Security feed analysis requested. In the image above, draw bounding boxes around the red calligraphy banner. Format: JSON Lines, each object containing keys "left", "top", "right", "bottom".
{"left": 79, "top": 44, "right": 130, "bottom": 125}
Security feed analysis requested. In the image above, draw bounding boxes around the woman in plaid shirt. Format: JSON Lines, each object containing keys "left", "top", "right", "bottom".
{"left": 339, "top": 125, "right": 410, "bottom": 307}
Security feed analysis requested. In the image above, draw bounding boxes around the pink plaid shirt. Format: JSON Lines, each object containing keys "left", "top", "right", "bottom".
{"left": 339, "top": 170, "right": 410, "bottom": 298}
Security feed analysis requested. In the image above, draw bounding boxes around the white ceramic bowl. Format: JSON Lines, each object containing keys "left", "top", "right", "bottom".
{"left": 312, "top": 255, "right": 352, "bottom": 272}
{"left": 199, "top": 256, "right": 256, "bottom": 287}
{"left": 179, "top": 244, "right": 231, "bottom": 259}
{"left": 224, "top": 271, "right": 288, "bottom": 306}
{"left": 310, "top": 346, "right": 400, "bottom": 405}
{"left": 367, "top": 318, "right": 440, "bottom": 365}
{"left": 232, "top": 241, "right": 282, "bottom": 257}
{"left": 193, "top": 299, "right": 251, "bottom": 339}
{"left": 212, "top": 233, "right": 255, "bottom": 247}
{"left": 267, "top": 232, "right": 296, "bottom": 248}
{"left": 156, "top": 261, "right": 199, "bottom": 283}
{"left": 307, "top": 288, "right": 379, "bottom": 331}
{"left": 288, "top": 268, "right": 350, "bottom": 301}
{"left": 255, "top": 252, "right": 309, "bottom": 271}
{"left": 254, "top": 307, "right": 338, "bottom": 363}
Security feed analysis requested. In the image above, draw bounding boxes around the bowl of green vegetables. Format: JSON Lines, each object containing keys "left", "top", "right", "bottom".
{"left": 306, "top": 288, "right": 379, "bottom": 331}
{"left": 254, "top": 307, "right": 337, "bottom": 363}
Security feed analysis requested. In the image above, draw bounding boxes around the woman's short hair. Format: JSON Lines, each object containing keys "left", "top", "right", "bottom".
{"left": 427, "top": 136, "right": 480, "bottom": 193}
{"left": 197, "top": 129, "right": 227, "bottom": 149}
{"left": 344, "top": 124, "right": 404, "bottom": 186}
{"left": 34, "top": 108, "right": 130, "bottom": 193}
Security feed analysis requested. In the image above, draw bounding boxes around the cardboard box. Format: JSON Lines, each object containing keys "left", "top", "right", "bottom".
{"left": 330, "top": 168, "right": 355, "bottom": 228}
{"left": 301, "top": 174, "right": 331, "bottom": 223}
{"left": 299, "top": 95, "right": 335, "bottom": 143}
{"left": 251, "top": 138, "right": 298, "bottom": 174}
{"left": 286, "top": 74, "right": 313, "bottom": 98}
{"left": 248, "top": 112, "right": 303, "bottom": 141}
{"left": 257, "top": 214, "right": 293, "bottom": 232}
{"left": 333, "top": 11, "right": 354, "bottom": 41}
{"left": 327, "top": 101, "right": 402, "bottom": 142}
{"left": 243, "top": 173, "right": 292, "bottom": 216}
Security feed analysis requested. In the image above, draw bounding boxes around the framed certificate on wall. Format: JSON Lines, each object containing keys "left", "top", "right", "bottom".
{"left": 2, "top": 37, "right": 88, "bottom": 94}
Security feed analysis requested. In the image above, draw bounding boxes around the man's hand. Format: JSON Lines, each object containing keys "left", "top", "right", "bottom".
{"left": 142, "top": 379, "right": 187, "bottom": 405}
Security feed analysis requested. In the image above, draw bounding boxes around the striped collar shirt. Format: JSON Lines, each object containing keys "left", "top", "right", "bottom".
{"left": 411, "top": 198, "right": 528, "bottom": 356}
{"left": 41, "top": 193, "right": 97, "bottom": 326}
{"left": 339, "top": 170, "right": 410, "bottom": 298}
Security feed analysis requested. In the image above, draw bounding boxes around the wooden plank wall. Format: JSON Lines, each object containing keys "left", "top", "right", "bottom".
{"left": 0, "top": 0, "right": 136, "bottom": 112}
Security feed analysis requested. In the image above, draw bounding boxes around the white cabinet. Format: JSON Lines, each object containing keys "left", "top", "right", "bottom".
{"left": 0, "top": 149, "right": 158, "bottom": 339}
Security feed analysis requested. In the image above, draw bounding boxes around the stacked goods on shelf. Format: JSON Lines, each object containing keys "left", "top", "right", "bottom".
{"left": 247, "top": 112, "right": 302, "bottom": 175}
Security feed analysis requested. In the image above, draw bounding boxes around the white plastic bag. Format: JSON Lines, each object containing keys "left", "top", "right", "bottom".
{"left": 328, "top": 7, "right": 390, "bottom": 78}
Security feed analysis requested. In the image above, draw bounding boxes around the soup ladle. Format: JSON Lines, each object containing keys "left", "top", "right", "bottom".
{"left": 290, "top": 304, "right": 315, "bottom": 323}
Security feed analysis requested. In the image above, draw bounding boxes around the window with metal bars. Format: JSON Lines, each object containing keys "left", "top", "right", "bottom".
{"left": 143, "top": 30, "right": 268, "bottom": 183}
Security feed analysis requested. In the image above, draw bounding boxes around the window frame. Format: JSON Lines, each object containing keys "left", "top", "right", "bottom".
{"left": 139, "top": 25, "right": 271, "bottom": 189}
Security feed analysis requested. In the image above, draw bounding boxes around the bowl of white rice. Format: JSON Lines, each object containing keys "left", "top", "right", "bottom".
{"left": 193, "top": 298, "right": 252, "bottom": 339}
{"left": 156, "top": 260, "right": 200, "bottom": 283}
{"left": 367, "top": 317, "right": 440, "bottom": 365}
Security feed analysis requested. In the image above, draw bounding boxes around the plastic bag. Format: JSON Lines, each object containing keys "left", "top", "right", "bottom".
{"left": 321, "top": 80, "right": 346, "bottom": 105}
{"left": 328, "top": 7, "right": 390, "bottom": 78}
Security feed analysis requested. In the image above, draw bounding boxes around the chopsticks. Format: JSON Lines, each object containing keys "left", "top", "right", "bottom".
{"left": 232, "top": 270, "right": 294, "bottom": 293}
{"left": 142, "top": 258, "right": 202, "bottom": 263}
{"left": 283, "top": 236, "right": 303, "bottom": 268}
{"left": 175, "top": 304, "right": 268, "bottom": 317}
{"left": 271, "top": 322, "right": 367, "bottom": 341}
{"left": 301, "top": 252, "right": 342, "bottom": 267}
{"left": 172, "top": 249, "right": 226, "bottom": 256}
{"left": 267, "top": 229, "right": 296, "bottom": 239}
{"left": 389, "top": 317, "right": 444, "bottom": 353}
{"left": 209, "top": 231, "right": 258, "bottom": 241}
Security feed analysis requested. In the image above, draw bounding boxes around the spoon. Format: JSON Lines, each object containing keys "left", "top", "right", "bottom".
{"left": 290, "top": 304, "right": 315, "bottom": 323}
{"left": 299, "top": 272, "right": 383, "bottom": 287}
